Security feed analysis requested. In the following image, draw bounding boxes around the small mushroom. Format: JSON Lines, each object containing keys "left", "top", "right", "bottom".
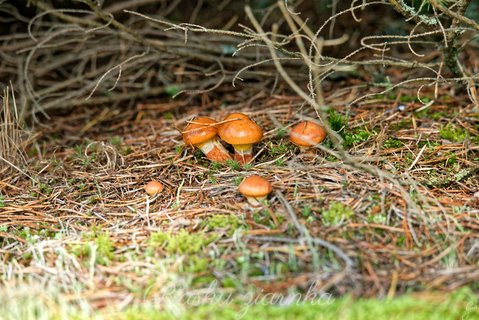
{"left": 218, "top": 113, "right": 263, "bottom": 164}
{"left": 238, "top": 175, "right": 272, "bottom": 206}
{"left": 145, "top": 180, "right": 164, "bottom": 196}
{"left": 289, "top": 120, "right": 326, "bottom": 149}
{"left": 182, "top": 116, "right": 232, "bottom": 163}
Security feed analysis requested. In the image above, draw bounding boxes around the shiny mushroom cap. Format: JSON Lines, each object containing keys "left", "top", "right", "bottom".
{"left": 218, "top": 113, "right": 263, "bottom": 145}
{"left": 238, "top": 175, "right": 272, "bottom": 198}
{"left": 145, "top": 180, "right": 164, "bottom": 196}
{"left": 289, "top": 121, "right": 326, "bottom": 147}
{"left": 182, "top": 116, "right": 218, "bottom": 146}
{"left": 223, "top": 112, "right": 251, "bottom": 121}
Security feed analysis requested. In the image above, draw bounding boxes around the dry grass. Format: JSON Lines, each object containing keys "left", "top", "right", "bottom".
{"left": 0, "top": 86, "right": 27, "bottom": 178}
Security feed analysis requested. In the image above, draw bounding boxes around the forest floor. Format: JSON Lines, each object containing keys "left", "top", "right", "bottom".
{"left": 1, "top": 80, "right": 479, "bottom": 319}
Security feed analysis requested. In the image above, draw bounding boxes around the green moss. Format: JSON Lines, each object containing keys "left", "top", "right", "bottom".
{"left": 5, "top": 224, "right": 58, "bottom": 242}
{"left": 0, "top": 195, "right": 5, "bottom": 208}
{"left": 418, "top": 140, "right": 440, "bottom": 149}
{"left": 110, "top": 135, "right": 122, "bottom": 146}
{"left": 328, "top": 109, "right": 347, "bottom": 132}
{"left": 251, "top": 209, "right": 277, "bottom": 228}
{"left": 163, "top": 111, "right": 174, "bottom": 120}
{"left": 399, "top": 94, "right": 416, "bottom": 103}
{"left": 221, "top": 277, "right": 241, "bottom": 289}
{"left": 439, "top": 123, "right": 468, "bottom": 142}
{"left": 94, "top": 232, "right": 114, "bottom": 262}
{"left": 191, "top": 275, "right": 217, "bottom": 287}
{"left": 269, "top": 143, "right": 289, "bottom": 157}
{"left": 226, "top": 159, "right": 241, "bottom": 170}
{"left": 343, "top": 129, "right": 371, "bottom": 148}
{"left": 114, "top": 287, "right": 477, "bottom": 320}
{"left": 184, "top": 256, "right": 210, "bottom": 273}
{"left": 210, "top": 162, "right": 222, "bottom": 170}
{"left": 430, "top": 111, "right": 449, "bottom": 121}
{"left": 276, "top": 127, "right": 287, "bottom": 139}
{"left": 203, "top": 214, "right": 244, "bottom": 236}
{"left": 383, "top": 137, "right": 403, "bottom": 149}
{"left": 10, "top": 226, "right": 33, "bottom": 242}
{"left": 274, "top": 158, "right": 285, "bottom": 166}
{"left": 234, "top": 176, "right": 243, "bottom": 186}
{"left": 391, "top": 119, "right": 409, "bottom": 131}
{"left": 322, "top": 202, "right": 354, "bottom": 226}
{"left": 175, "top": 145, "right": 183, "bottom": 154}
{"left": 444, "top": 152, "right": 457, "bottom": 166}
{"left": 165, "top": 85, "right": 180, "bottom": 97}
{"left": 72, "top": 143, "right": 96, "bottom": 168}
{"left": 148, "top": 230, "right": 216, "bottom": 255}
{"left": 301, "top": 206, "right": 312, "bottom": 218}
{"left": 325, "top": 155, "right": 338, "bottom": 162}
{"left": 368, "top": 213, "right": 387, "bottom": 224}
{"left": 67, "top": 178, "right": 88, "bottom": 192}
{"left": 72, "top": 231, "right": 114, "bottom": 265}
{"left": 193, "top": 149, "right": 205, "bottom": 159}
{"left": 204, "top": 214, "right": 240, "bottom": 229}
{"left": 414, "top": 108, "right": 432, "bottom": 119}
{"left": 38, "top": 182, "right": 53, "bottom": 195}
{"left": 243, "top": 163, "right": 253, "bottom": 170}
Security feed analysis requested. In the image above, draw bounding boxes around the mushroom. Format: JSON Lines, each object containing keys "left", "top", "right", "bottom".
{"left": 182, "top": 116, "right": 232, "bottom": 163}
{"left": 289, "top": 120, "right": 326, "bottom": 149}
{"left": 238, "top": 175, "right": 272, "bottom": 206}
{"left": 145, "top": 180, "right": 164, "bottom": 196}
{"left": 218, "top": 113, "right": 263, "bottom": 164}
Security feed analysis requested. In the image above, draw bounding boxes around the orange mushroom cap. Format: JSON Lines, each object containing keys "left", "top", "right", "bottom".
{"left": 238, "top": 175, "right": 272, "bottom": 199}
{"left": 145, "top": 180, "right": 164, "bottom": 196}
{"left": 182, "top": 117, "right": 218, "bottom": 146}
{"left": 289, "top": 121, "right": 326, "bottom": 147}
{"left": 218, "top": 113, "right": 263, "bottom": 145}
{"left": 223, "top": 112, "right": 250, "bottom": 121}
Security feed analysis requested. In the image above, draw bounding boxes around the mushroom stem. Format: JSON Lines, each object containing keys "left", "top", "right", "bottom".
{"left": 232, "top": 143, "right": 254, "bottom": 164}
{"left": 245, "top": 195, "right": 267, "bottom": 207}
{"left": 198, "top": 138, "right": 232, "bottom": 163}
{"left": 298, "top": 145, "right": 314, "bottom": 153}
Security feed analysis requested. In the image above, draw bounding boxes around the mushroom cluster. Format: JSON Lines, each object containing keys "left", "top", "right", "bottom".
{"left": 176, "top": 113, "right": 328, "bottom": 206}
{"left": 182, "top": 113, "right": 263, "bottom": 165}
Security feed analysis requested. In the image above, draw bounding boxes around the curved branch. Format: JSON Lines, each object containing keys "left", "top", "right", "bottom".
{"left": 429, "top": 0, "right": 479, "bottom": 32}
{"left": 388, "top": 0, "right": 438, "bottom": 27}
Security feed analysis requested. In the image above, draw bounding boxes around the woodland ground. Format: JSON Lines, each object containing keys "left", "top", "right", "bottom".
{"left": 1, "top": 79, "right": 479, "bottom": 319}
{"left": 1, "top": 1, "right": 479, "bottom": 319}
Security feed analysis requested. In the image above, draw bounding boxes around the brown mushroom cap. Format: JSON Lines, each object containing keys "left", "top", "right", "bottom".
{"left": 238, "top": 175, "right": 272, "bottom": 198}
{"left": 182, "top": 117, "right": 218, "bottom": 146}
{"left": 223, "top": 112, "right": 251, "bottom": 121}
{"left": 145, "top": 180, "right": 164, "bottom": 196}
{"left": 218, "top": 113, "right": 263, "bottom": 145}
{"left": 289, "top": 121, "right": 326, "bottom": 147}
